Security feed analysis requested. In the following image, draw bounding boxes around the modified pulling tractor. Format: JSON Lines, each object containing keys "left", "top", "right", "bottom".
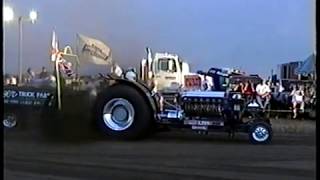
{"left": 93, "top": 44, "right": 273, "bottom": 144}
{"left": 91, "top": 69, "right": 272, "bottom": 144}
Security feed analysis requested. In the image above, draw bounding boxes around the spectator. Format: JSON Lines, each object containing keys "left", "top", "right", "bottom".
{"left": 27, "top": 68, "right": 35, "bottom": 78}
{"left": 233, "top": 80, "right": 244, "bottom": 93}
{"left": 4, "top": 74, "right": 11, "bottom": 85}
{"left": 202, "top": 75, "right": 213, "bottom": 91}
{"left": 242, "top": 80, "right": 255, "bottom": 101}
{"left": 10, "top": 76, "right": 17, "bottom": 85}
{"left": 289, "top": 83, "right": 297, "bottom": 92}
{"left": 4, "top": 77, "right": 11, "bottom": 85}
{"left": 267, "top": 80, "right": 275, "bottom": 92}
{"left": 25, "top": 68, "right": 35, "bottom": 83}
{"left": 310, "top": 85, "right": 316, "bottom": 104}
{"left": 39, "top": 66, "right": 49, "bottom": 79}
{"left": 290, "top": 85, "right": 305, "bottom": 119}
{"left": 304, "top": 85, "right": 311, "bottom": 103}
{"left": 273, "top": 81, "right": 285, "bottom": 100}
{"left": 255, "top": 79, "right": 271, "bottom": 110}
{"left": 276, "top": 81, "right": 285, "bottom": 93}
{"left": 305, "top": 84, "right": 316, "bottom": 105}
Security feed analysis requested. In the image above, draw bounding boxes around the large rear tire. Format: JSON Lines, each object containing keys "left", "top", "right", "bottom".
{"left": 95, "top": 85, "right": 153, "bottom": 140}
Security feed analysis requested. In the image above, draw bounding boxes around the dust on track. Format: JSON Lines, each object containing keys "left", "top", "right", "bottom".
{"left": 4, "top": 121, "right": 316, "bottom": 180}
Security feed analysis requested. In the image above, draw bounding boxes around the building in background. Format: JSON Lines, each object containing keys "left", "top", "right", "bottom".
{"left": 275, "top": 54, "right": 316, "bottom": 91}
{"left": 277, "top": 53, "right": 316, "bottom": 81}
{"left": 277, "top": 61, "right": 302, "bottom": 80}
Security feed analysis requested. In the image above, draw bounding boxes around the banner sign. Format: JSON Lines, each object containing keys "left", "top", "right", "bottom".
{"left": 76, "top": 34, "right": 113, "bottom": 65}
{"left": 3, "top": 88, "right": 55, "bottom": 107}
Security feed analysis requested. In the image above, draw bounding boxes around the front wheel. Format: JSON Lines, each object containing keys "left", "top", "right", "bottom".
{"left": 248, "top": 122, "right": 272, "bottom": 144}
{"left": 95, "top": 85, "right": 154, "bottom": 140}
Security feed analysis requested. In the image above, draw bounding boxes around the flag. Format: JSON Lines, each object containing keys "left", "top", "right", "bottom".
{"left": 59, "top": 59, "right": 74, "bottom": 77}
{"left": 112, "top": 63, "right": 123, "bottom": 77}
{"left": 51, "top": 31, "right": 74, "bottom": 77}
{"left": 76, "top": 34, "right": 113, "bottom": 65}
{"left": 51, "top": 31, "right": 60, "bottom": 61}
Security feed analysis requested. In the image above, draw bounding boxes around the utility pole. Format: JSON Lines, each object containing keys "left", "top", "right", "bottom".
{"left": 18, "top": 16, "right": 23, "bottom": 84}
{"left": 3, "top": 23, "right": 6, "bottom": 76}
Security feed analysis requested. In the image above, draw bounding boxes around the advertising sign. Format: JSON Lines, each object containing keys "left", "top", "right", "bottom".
{"left": 3, "top": 88, "right": 55, "bottom": 107}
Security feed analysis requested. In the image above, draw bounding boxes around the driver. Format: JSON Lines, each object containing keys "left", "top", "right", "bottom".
{"left": 124, "top": 67, "right": 137, "bottom": 81}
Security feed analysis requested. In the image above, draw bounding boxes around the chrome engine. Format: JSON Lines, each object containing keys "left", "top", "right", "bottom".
{"left": 157, "top": 90, "right": 245, "bottom": 130}
{"left": 180, "top": 91, "right": 225, "bottom": 117}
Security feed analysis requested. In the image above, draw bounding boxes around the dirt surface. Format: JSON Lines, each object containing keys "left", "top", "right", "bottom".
{"left": 4, "top": 119, "right": 316, "bottom": 180}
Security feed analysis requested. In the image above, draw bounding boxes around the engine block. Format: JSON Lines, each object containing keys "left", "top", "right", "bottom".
{"left": 180, "top": 91, "right": 225, "bottom": 117}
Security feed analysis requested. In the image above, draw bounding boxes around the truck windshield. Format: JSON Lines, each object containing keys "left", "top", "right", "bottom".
{"left": 158, "top": 58, "right": 177, "bottom": 72}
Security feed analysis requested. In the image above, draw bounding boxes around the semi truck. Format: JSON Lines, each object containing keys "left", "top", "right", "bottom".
{"left": 139, "top": 47, "right": 210, "bottom": 92}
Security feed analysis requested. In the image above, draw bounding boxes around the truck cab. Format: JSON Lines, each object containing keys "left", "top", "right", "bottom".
{"left": 140, "top": 48, "right": 191, "bottom": 92}
{"left": 153, "top": 52, "right": 184, "bottom": 91}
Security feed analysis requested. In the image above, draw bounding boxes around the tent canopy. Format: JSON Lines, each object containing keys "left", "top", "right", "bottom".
{"left": 296, "top": 53, "right": 316, "bottom": 74}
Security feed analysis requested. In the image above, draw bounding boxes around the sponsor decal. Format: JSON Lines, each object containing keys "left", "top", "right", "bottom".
{"left": 184, "top": 120, "right": 224, "bottom": 126}
{"left": 192, "top": 125, "right": 208, "bottom": 130}
{"left": 3, "top": 90, "right": 18, "bottom": 98}
{"left": 82, "top": 43, "right": 109, "bottom": 60}
{"left": 3, "top": 90, "right": 53, "bottom": 107}
{"left": 184, "top": 75, "right": 202, "bottom": 89}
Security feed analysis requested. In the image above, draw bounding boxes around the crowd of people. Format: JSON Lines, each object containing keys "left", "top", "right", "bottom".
{"left": 230, "top": 79, "right": 316, "bottom": 119}
{"left": 4, "top": 67, "right": 316, "bottom": 119}
{"left": 3, "top": 66, "right": 56, "bottom": 87}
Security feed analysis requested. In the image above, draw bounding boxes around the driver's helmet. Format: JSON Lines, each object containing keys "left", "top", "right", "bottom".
{"left": 124, "top": 68, "right": 137, "bottom": 81}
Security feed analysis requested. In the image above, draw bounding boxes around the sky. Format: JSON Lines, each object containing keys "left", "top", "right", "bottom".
{"left": 3, "top": 0, "right": 316, "bottom": 78}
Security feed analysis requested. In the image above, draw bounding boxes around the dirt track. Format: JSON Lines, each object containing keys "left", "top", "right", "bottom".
{"left": 4, "top": 119, "right": 316, "bottom": 180}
